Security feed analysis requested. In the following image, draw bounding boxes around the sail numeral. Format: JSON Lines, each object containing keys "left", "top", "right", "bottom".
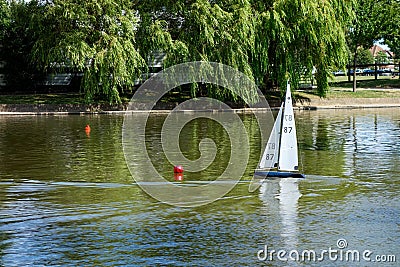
{"left": 283, "top": 127, "right": 292, "bottom": 133}
{"left": 265, "top": 154, "right": 274, "bottom": 160}
{"left": 285, "top": 115, "right": 293, "bottom": 121}
{"left": 268, "top": 143, "right": 276, "bottom": 149}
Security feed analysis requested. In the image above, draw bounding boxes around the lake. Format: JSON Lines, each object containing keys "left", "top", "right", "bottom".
{"left": 0, "top": 108, "right": 399, "bottom": 266}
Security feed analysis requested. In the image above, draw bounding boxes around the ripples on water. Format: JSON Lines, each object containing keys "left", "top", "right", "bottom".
{"left": 0, "top": 109, "right": 399, "bottom": 266}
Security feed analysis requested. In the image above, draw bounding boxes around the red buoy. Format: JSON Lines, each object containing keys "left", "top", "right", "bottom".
{"left": 173, "top": 165, "right": 184, "bottom": 173}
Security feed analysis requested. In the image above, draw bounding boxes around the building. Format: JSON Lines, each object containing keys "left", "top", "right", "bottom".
{"left": 370, "top": 45, "right": 395, "bottom": 62}
{"left": 369, "top": 44, "right": 396, "bottom": 72}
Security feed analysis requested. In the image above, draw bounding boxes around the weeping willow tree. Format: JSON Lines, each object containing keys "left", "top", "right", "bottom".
{"left": 24, "top": 0, "right": 354, "bottom": 102}
{"left": 186, "top": 0, "right": 257, "bottom": 101}
{"left": 135, "top": 0, "right": 257, "bottom": 103}
{"left": 139, "top": 0, "right": 354, "bottom": 99}
{"left": 30, "top": 0, "right": 145, "bottom": 103}
{"left": 250, "top": 0, "right": 355, "bottom": 96}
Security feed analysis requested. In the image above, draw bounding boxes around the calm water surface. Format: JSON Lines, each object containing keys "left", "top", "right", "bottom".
{"left": 0, "top": 108, "right": 399, "bottom": 266}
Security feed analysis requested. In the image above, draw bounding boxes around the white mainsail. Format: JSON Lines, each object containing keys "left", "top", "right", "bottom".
{"left": 278, "top": 83, "right": 299, "bottom": 171}
{"left": 251, "top": 81, "right": 303, "bottom": 192}
{"left": 258, "top": 103, "right": 283, "bottom": 169}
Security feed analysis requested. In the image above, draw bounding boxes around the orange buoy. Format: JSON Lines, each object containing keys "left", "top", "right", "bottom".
{"left": 85, "top": 124, "right": 91, "bottom": 135}
{"left": 173, "top": 165, "right": 184, "bottom": 173}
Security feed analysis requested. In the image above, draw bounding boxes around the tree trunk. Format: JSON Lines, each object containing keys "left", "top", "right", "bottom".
{"left": 353, "top": 47, "right": 357, "bottom": 92}
{"left": 348, "top": 64, "right": 351, "bottom": 82}
{"left": 348, "top": 56, "right": 351, "bottom": 82}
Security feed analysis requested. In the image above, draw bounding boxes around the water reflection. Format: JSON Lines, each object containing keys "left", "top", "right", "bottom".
{"left": 343, "top": 111, "right": 400, "bottom": 179}
{"left": 298, "top": 108, "right": 400, "bottom": 180}
{"left": 0, "top": 108, "right": 399, "bottom": 266}
{"left": 278, "top": 178, "right": 301, "bottom": 248}
{"left": 259, "top": 178, "right": 301, "bottom": 250}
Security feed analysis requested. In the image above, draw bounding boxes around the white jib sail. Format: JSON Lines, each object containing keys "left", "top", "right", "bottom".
{"left": 258, "top": 103, "right": 283, "bottom": 169}
{"left": 278, "top": 83, "right": 299, "bottom": 172}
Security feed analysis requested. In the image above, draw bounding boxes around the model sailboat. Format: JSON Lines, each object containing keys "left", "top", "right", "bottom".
{"left": 254, "top": 82, "right": 305, "bottom": 179}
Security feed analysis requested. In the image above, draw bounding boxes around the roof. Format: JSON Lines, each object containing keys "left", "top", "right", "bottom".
{"left": 370, "top": 45, "right": 395, "bottom": 58}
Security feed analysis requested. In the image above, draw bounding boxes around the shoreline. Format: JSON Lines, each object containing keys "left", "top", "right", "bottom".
{"left": 294, "top": 96, "right": 400, "bottom": 110}
{"left": 1, "top": 97, "right": 400, "bottom": 115}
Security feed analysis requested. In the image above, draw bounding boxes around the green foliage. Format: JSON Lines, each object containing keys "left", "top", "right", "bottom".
{"left": 1, "top": 1, "right": 44, "bottom": 91}
{"left": 0, "top": 0, "right": 10, "bottom": 40}
{"left": 353, "top": 48, "right": 374, "bottom": 65}
{"left": 375, "top": 51, "right": 389, "bottom": 64}
{"left": 348, "top": 0, "right": 380, "bottom": 49}
{"left": 139, "top": 0, "right": 354, "bottom": 99}
{"left": 250, "top": 0, "right": 355, "bottom": 97}
{"left": 380, "top": 0, "right": 400, "bottom": 57}
{"left": 3, "top": 0, "right": 358, "bottom": 102}
{"left": 347, "top": 0, "right": 399, "bottom": 62}
{"left": 346, "top": 0, "right": 399, "bottom": 91}
{"left": 31, "top": 0, "right": 145, "bottom": 103}
{"left": 145, "top": 0, "right": 257, "bottom": 102}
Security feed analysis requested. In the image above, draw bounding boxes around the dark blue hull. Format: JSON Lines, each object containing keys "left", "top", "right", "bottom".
{"left": 254, "top": 170, "right": 306, "bottom": 179}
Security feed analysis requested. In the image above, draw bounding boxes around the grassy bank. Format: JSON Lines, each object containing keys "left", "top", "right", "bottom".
{"left": 298, "top": 87, "right": 400, "bottom": 100}
{"left": 330, "top": 76, "right": 400, "bottom": 89}
{"left": 296, "top": 77, "right": 400, "bottom": 100}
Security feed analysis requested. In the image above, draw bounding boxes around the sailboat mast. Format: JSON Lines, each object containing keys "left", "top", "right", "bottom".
{"left": 276, "top": 84, "right": 287, "bottom": 169}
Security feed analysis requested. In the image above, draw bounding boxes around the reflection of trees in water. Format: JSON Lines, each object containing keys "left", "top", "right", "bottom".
{"left": 0, "top": 115, "right": 142, "bottom": 208}
{"left": 145, "top": 114, "right": 232, "bottom": 180}
{"left": 145, "top": 109, "right": 400, "bottom": 182}
{"left": 315, "top": 119, "right": 334, "bottom": 151}
{"left": 345, "top": 111, "right": 400, "bottom": 180}
{"left": 144, "top": 113, "right": 264, "bottom": 181}
{"left": 297, "top": 108, "right": 400, "bottom": 184}
{"left": 297, "top": 111, "right": 348, "bottom": 177}
{"left": 0, "top": 115, "right": 128, "bottom": 183}
{"left": 297, "top": 108, "right": 400, "bottom": 178}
